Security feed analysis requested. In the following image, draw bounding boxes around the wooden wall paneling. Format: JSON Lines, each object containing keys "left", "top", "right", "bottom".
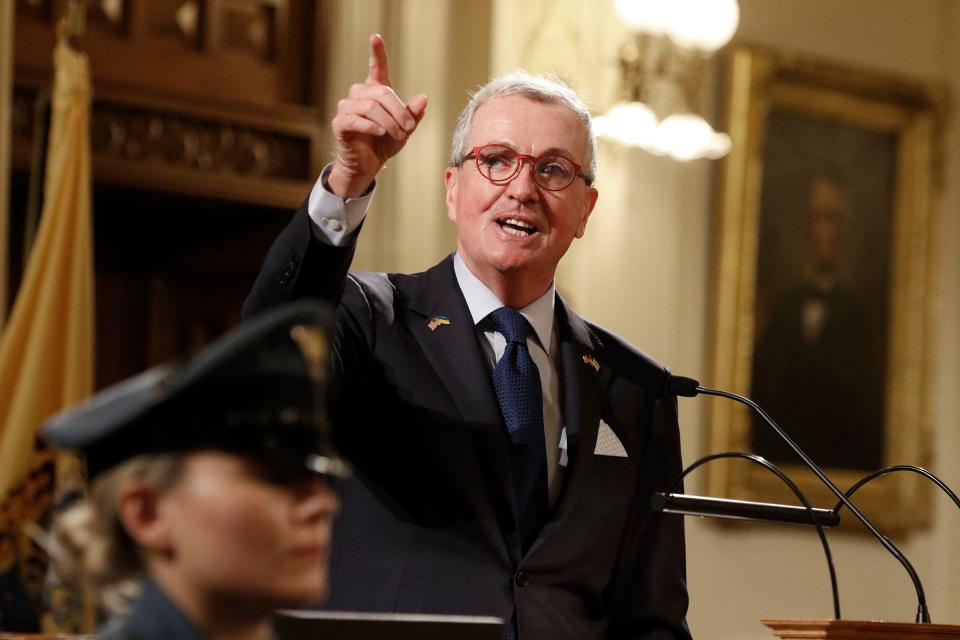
{"left": 14, "top": 0, "right": 314, "bottom": 111}
{"left": 277, "top": 0, "right": 313, "bottom": 105}
{"left": 310, "top": 0, "right": 330, "bottom": 111}
{"left": 87, "top": 0, "right": 131, "bottom": 38}
{"left": 95, "top": 270, "right": 149, "bottom": 389}
{"left": 13, "top": 0, "right": 324, "bottom": 207}
{"left": 9, "top": 0, "right": 326, "bottom": 387}
{"left": 214, "top": 0, "right": 280, "bottom": 62}
{"left": 11, "top": 76, "right": 321, "bottom": 208}
{"left": 9, "top": 92, "right": 313, "bottom": 209}
{"left": 14, "top": 0, "right": 56, "bottom": 23}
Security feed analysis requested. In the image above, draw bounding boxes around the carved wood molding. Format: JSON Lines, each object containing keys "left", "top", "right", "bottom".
{"left": 12, "top": 0, "right": 324, "bottom": 208}
{"left": 12, "top": 77, "right": 323, "bottom": 208}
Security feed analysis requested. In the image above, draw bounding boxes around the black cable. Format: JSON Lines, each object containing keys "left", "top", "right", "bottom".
{"left": 695, "top": 385, "right": 930, "bottom": 623}
{"left": 836, "top": 465, "right": 960, "bottom": 513}
{"left": 666, "top": 451, "right": 840, "bottom": 620}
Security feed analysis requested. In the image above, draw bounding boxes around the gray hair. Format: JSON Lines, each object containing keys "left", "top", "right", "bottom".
{"left": 449, "top": 70, "right": 597, "bottom": 186}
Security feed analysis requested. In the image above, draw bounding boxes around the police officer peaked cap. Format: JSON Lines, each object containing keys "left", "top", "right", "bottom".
{"left": 42, "top": 301, "right": 348, "bottom": 480}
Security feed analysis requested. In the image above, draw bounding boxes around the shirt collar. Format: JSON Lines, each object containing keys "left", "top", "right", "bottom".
{"left": 453, "top": 252, "right": 555, "bottom": 353}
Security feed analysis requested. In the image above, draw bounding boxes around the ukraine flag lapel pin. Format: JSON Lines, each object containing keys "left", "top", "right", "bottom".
{"left": 428, "top": 315, "right": 451, "bottom": 331}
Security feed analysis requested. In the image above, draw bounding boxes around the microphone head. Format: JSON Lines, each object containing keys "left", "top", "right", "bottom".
{"left": 650, "top": 492, "right": 669, "bottom": 512}
{"left": 667, "top": 375, "right": 700, "bottom": 397}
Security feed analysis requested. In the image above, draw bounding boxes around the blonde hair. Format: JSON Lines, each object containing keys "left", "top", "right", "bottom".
{"left": 53, "top": 454, "right": 184, "bottom": 615}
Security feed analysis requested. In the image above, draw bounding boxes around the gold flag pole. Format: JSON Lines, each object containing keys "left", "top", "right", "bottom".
{"left": 63, "top": 0, "right": 87, "bottom": 50}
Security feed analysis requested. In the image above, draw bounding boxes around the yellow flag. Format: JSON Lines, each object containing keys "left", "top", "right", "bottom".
{"left": 0, "top": 40, "right": 94, "bottom": 506}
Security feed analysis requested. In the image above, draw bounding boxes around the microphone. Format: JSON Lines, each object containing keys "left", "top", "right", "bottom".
{"left": 667, "top": 375, "right": 931, "bottom": 624}
{"left": 653, "top": 492, "right": 840, "bottom": 527}
{"left": 653, "top": 451, "right": 842, "bottom": 618}
{"left": 667, "top": 375, "right": 700, "bottom": 398}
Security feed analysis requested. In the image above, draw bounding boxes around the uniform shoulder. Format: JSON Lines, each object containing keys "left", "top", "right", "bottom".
{"left": 95, "top": 616, "right": 136, "bottom": 640}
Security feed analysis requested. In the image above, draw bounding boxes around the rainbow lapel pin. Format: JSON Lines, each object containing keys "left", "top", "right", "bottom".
{"left": 428, "top": 315, "right": 451, "bottom": 331}
{"left": 582, "top": 354, "right": 600, "bottom": 372}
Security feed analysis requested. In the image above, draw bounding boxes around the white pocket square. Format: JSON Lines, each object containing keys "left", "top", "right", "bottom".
{"left": 559, "top": 427, "right": 569, "bottom": 467}
{"left": 594, "top": 420, "right": 628, "bottom": 457}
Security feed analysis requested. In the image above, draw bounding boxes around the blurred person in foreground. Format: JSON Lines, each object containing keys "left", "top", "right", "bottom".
{"left": 244, "top": 34, "right": 691, "bottom": 639}
{"left": 42, "top": 301, "right": 346, "bottom": 640}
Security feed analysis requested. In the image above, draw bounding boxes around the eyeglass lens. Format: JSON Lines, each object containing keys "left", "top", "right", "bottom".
{"left": 476, "top": 144, "right": 577, "bottom": 190}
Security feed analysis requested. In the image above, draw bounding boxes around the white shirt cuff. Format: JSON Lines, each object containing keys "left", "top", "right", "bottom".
{"left": 307, "top": 164, "right": 374, "bottom": 246}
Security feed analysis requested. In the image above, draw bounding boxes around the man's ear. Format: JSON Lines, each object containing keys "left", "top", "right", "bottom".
{"left": 575, "top": 187, "right": 599, "bottom": 238}
{"left": 117, "top": 480, "right": 172, "bottom": 554}
{"left": 444, "top": 167, "right": 459, "bottom": 222}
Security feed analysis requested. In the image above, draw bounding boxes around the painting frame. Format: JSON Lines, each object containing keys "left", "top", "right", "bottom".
{"left": 706, "top": 46, "right": 946, "bottom": 535}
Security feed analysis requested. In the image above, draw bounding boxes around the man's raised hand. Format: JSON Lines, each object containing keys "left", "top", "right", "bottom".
{"left": 327, "top": 34, "right": 428, "bottom": 199}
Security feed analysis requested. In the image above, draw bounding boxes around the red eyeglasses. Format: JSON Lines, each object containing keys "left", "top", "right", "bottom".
{"left": 461, "top": 143, "right": 589, "bottom": 191}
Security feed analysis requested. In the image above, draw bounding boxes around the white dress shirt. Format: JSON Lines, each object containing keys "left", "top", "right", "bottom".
{"left": 307, "top": 167, "right": 567, "bottom": 504}
{"left": 307, "top": 165, "right": 372, "bottom": 246}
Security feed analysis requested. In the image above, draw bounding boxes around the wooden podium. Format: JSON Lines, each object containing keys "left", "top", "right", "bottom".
{"left": 763, "top": 619, "right": 960, "bottom": 639}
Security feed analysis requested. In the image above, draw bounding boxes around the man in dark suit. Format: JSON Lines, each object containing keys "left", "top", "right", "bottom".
{"left": 244, "top": 34, "right": 691, "bottom": 640}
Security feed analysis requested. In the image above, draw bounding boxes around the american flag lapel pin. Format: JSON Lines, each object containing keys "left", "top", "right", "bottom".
{"left": 582, "top": 354, "right": 600, "bottom": 372}
{"left": 428, "top": 315, "right": 451, "bottom": 331}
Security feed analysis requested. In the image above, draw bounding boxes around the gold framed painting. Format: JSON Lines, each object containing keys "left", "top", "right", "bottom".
{"left": 706, "top": 46, "right": 946, "bottom": 535}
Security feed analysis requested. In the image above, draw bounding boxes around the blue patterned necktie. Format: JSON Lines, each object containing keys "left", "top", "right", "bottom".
{"left": 488, "top": 307, "right": 548, "bottom": 556}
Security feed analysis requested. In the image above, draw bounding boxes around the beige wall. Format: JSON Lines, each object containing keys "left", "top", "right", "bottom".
{"left": 327, "top": 0, "right": 960, "bottom": 636}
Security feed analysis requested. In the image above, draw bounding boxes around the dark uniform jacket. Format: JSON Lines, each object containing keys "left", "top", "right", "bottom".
{"left": 243, "top": 202, "right": 692, "bottom": 639}
{"left": 96, "top": 580, "right": 207, "bottom": 640}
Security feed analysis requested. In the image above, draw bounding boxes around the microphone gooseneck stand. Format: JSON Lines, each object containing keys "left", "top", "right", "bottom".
{"left": 669, "top": 376, "right": 932, "bottom": 624}
{"left": 836, "top": 464, "right": 960, "bottom": 515}
{"left": 656, "top": 450, "right": 841, "bottom": 619}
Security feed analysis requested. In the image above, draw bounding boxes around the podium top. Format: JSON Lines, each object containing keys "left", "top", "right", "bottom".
{"left": 763, "top": 619, "right": 960, "bottom": 639}
{"left": 274, "top": 610, "right": 505, "bottom": 640}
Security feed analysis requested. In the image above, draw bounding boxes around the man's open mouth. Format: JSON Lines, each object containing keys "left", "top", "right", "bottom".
{"left": 496, "top": 217, "right": 538, "bottom": 238}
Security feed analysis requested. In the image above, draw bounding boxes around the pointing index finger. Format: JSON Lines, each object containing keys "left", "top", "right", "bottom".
{"left": 366, "top": 34, "right": 391, "bottom": 86}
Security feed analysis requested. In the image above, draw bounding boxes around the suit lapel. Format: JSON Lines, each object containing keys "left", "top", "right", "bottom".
{"left": 528, "top": 296, "right": 610, "bottom": 553}
{"left": 405, "top": 255, "right": 503, "bottom": 430}
{"left": 404, "top": 256, "right": 517, "bottom": 552}
{"left": 403, "top": 263, "right": 611, "bottom": 559}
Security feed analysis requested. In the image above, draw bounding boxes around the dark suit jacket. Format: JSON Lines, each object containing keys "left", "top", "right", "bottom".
{"left": 243, "top": 202, "right": 691, "bottom": 639}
